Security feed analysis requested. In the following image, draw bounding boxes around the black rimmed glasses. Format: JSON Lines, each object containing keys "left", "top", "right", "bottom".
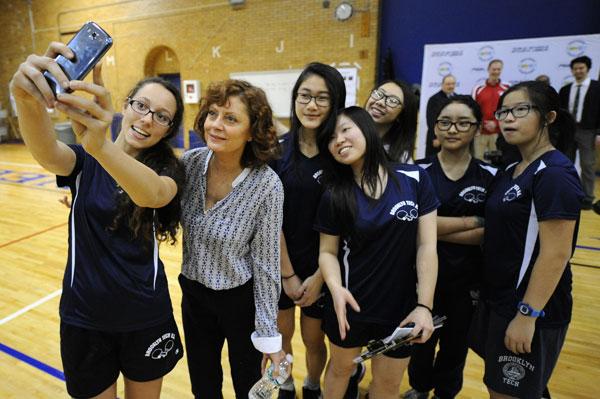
{"left": 370, "top": 89, "right": 402, "bottom": 108}
{"left": 494, "top": 104, "right": 538, "bottom": 121}
{"left": 435, "top": 119, "right": 478, "bottom": 132}
{"left": 296, "top": 93, "right": 331, "bottom": 107}
{"left": 128, "top": 99, "right": 173, "bottom": 127}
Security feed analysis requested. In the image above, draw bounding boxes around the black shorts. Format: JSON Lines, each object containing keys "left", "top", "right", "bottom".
{"left": 469, "top": 302, "right": 568, "bottom": 399}
{"left": 278, "top": 290, "right": 325, "bottom": 319}
{"left": 60, "top": 317, "right": 183, "bottom": 399}
{"left": 322, "top": 308, "right": 413, "bottom": 359}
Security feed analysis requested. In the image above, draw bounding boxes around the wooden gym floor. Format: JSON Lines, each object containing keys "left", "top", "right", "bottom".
{"left": 1, "top": 142, "right": 598, "bottom": 398}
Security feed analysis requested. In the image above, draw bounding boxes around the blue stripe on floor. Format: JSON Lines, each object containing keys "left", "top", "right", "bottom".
{"left": 0, "top": 341, "right": 64, "bottom": 381}
{"left": 576, "top": 245, "right": 600, "bottom": 252}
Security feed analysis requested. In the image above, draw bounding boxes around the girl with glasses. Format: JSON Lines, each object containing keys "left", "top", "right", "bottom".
{"left": 471, "top": 81, "right": 582, "bottom": 399}
{"left": 179, "top": 80, "right": 286, "bottom": 398}
{"left": 10, "top": 42, "right": 185, "bottom": 399}
{"left": 269, "top": 62, "right": 346, "bottom": 399}
{"left": 315, "top": 106, "right": 439, "bottom": 399}
{"left": 364, "top": 80, "right": 418, "bottom": 163}
{"left": 404, "top": 96, "right": 498, "bottom": 399}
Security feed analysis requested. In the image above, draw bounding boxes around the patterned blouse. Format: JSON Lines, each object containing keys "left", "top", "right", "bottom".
{"left": 180, "top": 147, "right": 284, "bottom": 352}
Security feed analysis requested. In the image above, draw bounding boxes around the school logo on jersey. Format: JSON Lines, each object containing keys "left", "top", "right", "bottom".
{"left": 313, "top": 169, "right": 323, "bottom": 184}
{"left": 498, "top": 355, "right": 535, "bottom": 388}
{"left": 145, "top": 332, "right": 178, "bottom": 360}
{"left": 390, "top": 200, "right": 419, "bottom": 221}
{"left": 459, "top": 186, "right": 487, "bottom": 204}
{"left": 502, "top": 184, "right": 522, "bottom": 202}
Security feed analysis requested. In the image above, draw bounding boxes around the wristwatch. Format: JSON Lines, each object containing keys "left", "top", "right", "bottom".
{"left": 517, "top": 301, "right": 545, "bottom": 318}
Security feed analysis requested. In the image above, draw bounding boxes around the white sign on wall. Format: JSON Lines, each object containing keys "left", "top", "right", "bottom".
{"left": 417, "top": 33, "right": 600, "bottom": 158}
{"left": 183, "top": 80, "right": 200, "bottom": 104}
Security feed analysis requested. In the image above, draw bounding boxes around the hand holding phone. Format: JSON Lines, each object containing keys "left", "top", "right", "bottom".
{"left": 44, "top": 21, "right": 112, "bottom": 97}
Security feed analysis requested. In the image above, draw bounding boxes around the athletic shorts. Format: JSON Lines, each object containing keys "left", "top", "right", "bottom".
{"left": 278, "top": 289, "right": 325, "bottom": 319}
{"left": 60, "top": 316, "right": 183, "bottom": 399}
{"left": 322, "top": 308, "right": 413, "bottom": 359}
{"left": 469, "top": 302, "right": 568, "bottom": 399}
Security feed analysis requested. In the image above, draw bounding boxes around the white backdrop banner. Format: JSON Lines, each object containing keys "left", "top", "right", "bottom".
{"left": 417, "top": 34, "right": 600, "bottom": 158}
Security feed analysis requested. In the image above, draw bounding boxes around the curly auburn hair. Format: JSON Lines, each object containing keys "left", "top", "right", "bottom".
{"left": 194, "top": 79, "right": 280, "bottom": 167}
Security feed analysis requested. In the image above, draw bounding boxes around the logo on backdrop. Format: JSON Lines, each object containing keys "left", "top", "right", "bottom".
{"left": 478, "top": 45, "right": 495, "bottom": 61}
{"left": 390, "top": 200, "right": 419, "bottom": 222}
{"left": 498, "top": 355, "right": 535, "bottom": 388}
{"left": 437, "top": 62, "right": 453, "bottom": 76}
{"left": 566, "top": 40, "right": 586, "bottom": 57}
{"left": 518, "top": 58, "right": 537, "bottom": 74}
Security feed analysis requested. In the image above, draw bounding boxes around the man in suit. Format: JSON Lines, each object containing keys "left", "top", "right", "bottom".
{"left": 425, "top": 74, "right": 456, "bottom": 156}
{"left": 559, "top": 56, "right": 600, "bottom": 210}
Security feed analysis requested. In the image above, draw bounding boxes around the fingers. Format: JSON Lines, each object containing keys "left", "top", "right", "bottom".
{"left": 16, "top": 60, "right": 57, "bottom": 107}
{"left": 346, "top": 292, "right": 361, "bottom": 313}
{"left": 93, "top": 64, "right": 105, "bottom": 87}
{"left": 56, "top": 91, "right": 112, "bottom": 122}
{"left": 336, "top": 309, "right": 348, "bottom": 340}
{"left": 67, "top": 80, "right": 113, "bottom": 114}
{"left": 54, "top": 101, "right": 109, "bottom": 136}
{"left": 44, "top": 41, "right": 74, "bottom": 59}
{"left": 260, "top": 354, "right": 268, "bottom": 374}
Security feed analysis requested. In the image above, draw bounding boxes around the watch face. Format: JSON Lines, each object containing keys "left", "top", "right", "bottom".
{"left": 519, "top": 304, "right": 530, "bottom": 315}
{"left": 335, "top": 2, "right": 353, "bottom": 21}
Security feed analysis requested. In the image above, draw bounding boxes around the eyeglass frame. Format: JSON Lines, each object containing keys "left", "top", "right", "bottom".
{"left": 435, "top": 119, "right": 479, "bottom": 132}
{"left": 494, "top": 103, "right": 538, "bottom": 121}
{"left": 370, "top": 89, "right": 403, "bottom": 108}
{"left": 295, "top": 92, "right": 331, "bottom": 107}
{"left": 127, "top": 98, "right": 174, "bottom": 127}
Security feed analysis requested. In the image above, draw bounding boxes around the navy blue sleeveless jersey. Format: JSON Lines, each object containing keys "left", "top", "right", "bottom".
{"left": 56, "top": 145, "right": 173, "bottom": 332}
{"left": 483, "top": 150, "right": 583, "bottom": 327}
{"left": 270, "top": 133, "right": 325, "bottom": 278}
{"left": 314, "top": 164, "right": 440, "bottom": 325}
{"left": 415, "top": 156, "right": 497, "bottom": 292}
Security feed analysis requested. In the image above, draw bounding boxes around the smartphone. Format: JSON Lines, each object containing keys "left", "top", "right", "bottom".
{"left": 44, "top": 21, "right": 113, "bottom": 97}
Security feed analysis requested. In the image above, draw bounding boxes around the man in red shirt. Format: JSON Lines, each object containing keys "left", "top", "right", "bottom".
{"left": 472, "top": 59, "right": 510, "bottom": 160}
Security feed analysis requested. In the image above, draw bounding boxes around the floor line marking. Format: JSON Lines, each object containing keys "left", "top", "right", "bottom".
{"left": 576, "top": 245, "right": 600, "bottom": 252}
{"left": 0, "top": 342, "right": 65, "bottom": 381}
{"left": 0, "top": 289, "right": 62, "bottom": 325}
{"left": 0, "top": 222, "right": 67, "bottom": 249}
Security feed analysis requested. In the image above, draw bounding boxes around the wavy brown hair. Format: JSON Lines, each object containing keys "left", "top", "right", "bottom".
{"left": 194, "top": 79, "right": 280, "bottom": 167}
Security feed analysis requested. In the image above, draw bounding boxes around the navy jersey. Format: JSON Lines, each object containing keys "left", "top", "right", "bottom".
{"left": 56, "top": 145, "right": 173, "bottom": 332}
{"left": 270, "top": 133, "right": 325, "bottom": 277}
{"left": 314, "top": 164, "right": 440, "bottom": 325}
{"left": 483, "top": 150, "right": 583, "bottom": 327}
{"left": 415, "top": 156, "right": 497, "bottom": 291}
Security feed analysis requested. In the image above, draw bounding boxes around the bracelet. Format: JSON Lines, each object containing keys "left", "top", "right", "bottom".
{"left": 282, "top": 273, "right": 296, "bottom": 280}
{"left": 416, "top": 303, "right": 433, "bottom": 314}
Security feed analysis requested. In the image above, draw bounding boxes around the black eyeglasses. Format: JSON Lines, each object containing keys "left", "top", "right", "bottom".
{"left": 370, "top": 89, "right": 402, "bottom": 108}
{"left": 296, "top": 93, "right": 331, "bottom": 107}
{"left": 494, "top": 104, "right": 538, "bottom": 121}
{"left": 435, "top": 119, "right": 478, "bottom": 132}
{"left": 128, "top": 99, "right": 173, "bottom": 127}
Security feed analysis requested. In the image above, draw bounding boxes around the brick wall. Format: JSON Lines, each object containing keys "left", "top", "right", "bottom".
{"left": 0, "top": 0, "right": 379, "bottom": 146}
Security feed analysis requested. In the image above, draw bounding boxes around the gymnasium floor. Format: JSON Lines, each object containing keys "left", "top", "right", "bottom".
{"left": 1, "top": 142, "right": 598, "bottom": 398}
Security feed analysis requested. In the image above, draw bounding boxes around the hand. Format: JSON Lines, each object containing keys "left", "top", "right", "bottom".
{"left": 282, "top": 274, "right": 303, "bottom": 301}
{"left": 484, "top": 120, "right": 497, "bottom": 132}
{"left": 294, "top": 273, "right": 324, "bottom": 307}
{"left": 330, "top": 285, "right": 360, "bottom": 340}
{"left": 9, "top": 42, "right": 74, "bottom": 108}
{"left": 399, "top": 306, "right": 434, "bottom": 344}
{"left": 261, "top": 350, "right": 287, "bottom": 377}
{"left": 54, "top": 65, "right": 114, "bottom": 155}
{"left": 504, "top": 314, "right": 536, "bottom": 354}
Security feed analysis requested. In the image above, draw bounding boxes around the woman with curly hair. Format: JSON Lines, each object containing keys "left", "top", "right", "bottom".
{"left": 10, "top": 41, "right": 185, "bottom": 399}
{"left": 179, "top": 79, "right": 286, "bottom": 398}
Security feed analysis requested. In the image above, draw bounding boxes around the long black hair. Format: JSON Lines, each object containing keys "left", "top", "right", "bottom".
{"left": 111, "top": 77, "right": 185, "bottom": 247}
{"left": 498, "top": 81, "right": 576, "bottom": 157}
{"left": 287, "top": 62, "right": 346, "bottom": 166}
{"left": 318, "top": 106, "right": 394, "bottom": 236}
{"left": 369, "top": 80, "right": 418, "bottom": 162}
